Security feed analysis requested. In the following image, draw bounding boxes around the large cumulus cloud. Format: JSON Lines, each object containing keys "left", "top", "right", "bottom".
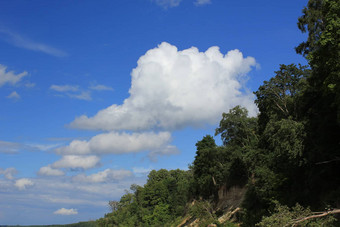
{"left": 70, "top": 42, "right": 257, "bottom": 132}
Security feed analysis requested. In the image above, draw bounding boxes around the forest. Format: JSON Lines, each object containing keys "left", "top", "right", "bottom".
{"left": 96, "top": 0, "right": 339, "bottom": 226}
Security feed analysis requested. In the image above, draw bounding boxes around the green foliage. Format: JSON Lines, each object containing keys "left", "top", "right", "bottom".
{"left": 296, "top": 0, "right": 340, "bottom": 209}
{"left": 192, "top": 137, "right": 224, "bottom": 198}
{"left": 257, "top": 202, "right": 337, "bottom": 227}
{"left": 220, "top": 222, "right": 239, "bottom": 227}
{"left": 296, "top": 0, "right": 324, "bottom": 57}
{"left": 262, "top": 119, "right": 305, "bottom": 162}
{"left": 215, "top": 106, "right": 258, "bottom": 148}
{"left": 189, "top": 200, "right": 214, "bottom": 219}
{"left": 254, "top": 64, "right": 309, "bottom": 132}
{"left": 192, "top": 136, "right": 249, "bottom": 199}
{"left": 189, "top": 200, "right": 216, "bottom": 226}
{"left": 97, "top": 169, "right": 192, "bottom": 226}
{"left": 238, "top": 62, "right": 312, "bottom": 225}
{"left": 142, "top": 203, "right": 171, "bottom": 226}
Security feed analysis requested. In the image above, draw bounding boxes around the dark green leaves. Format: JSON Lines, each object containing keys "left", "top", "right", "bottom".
{"left": 215, "top": 106, "right": 258, "bottom": 148}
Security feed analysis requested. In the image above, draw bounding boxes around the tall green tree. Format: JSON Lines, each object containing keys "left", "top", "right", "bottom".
{"left": 215, "top": 106, "right": 258, "bottom": 148}
{"left": 192, "top": 135, "right": 220, "bottom": 199}
{"left": 241, "top": 64, "right": 310, "bottom": 225}
{"left": 214, "top": 106, "right": 258, "bottom": 181}
{"left": 297, "top": 0, "right": 340, "bottom": 208}
{"left": 254, "top": 64, "right": 309, "bottom": 132}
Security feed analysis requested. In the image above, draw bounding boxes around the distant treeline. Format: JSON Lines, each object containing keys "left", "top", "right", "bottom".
{"left": 0, "top": 221, "right": 96, "bottom": 227}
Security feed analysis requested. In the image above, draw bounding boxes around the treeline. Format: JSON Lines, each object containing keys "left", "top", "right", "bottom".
{"left": 97, "top": 0, "right": 339, "bottom": 226}
{"left": 0, "top": 221, "right": 96, "bottom": 227}
{"left": 97, "top": 170, "right": 193, "bottom": 226}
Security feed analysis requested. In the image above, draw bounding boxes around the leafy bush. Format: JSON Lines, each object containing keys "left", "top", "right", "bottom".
{"left": 257, "top": 202, "right": 337, "bottom": 227}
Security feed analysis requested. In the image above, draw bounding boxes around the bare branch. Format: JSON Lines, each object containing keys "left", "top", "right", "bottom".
{"left": 316, "top": 157, "right": 340, "bottom": 165}
{"left": 290, "top": 209, "right": 340, "bottom": 226}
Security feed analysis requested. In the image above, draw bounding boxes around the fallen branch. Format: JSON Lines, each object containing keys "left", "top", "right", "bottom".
{"left": 290, "top": 209, "right": 340, "bottom": 226}
{"left": 218, "top": 207, "right": 241, "bottom": 224}
{"left": 316, "top": 157, "right": 340, "bottom": 165}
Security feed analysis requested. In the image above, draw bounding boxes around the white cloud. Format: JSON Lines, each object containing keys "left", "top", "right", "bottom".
{"left": 0, "top": 167, "right": 17, "bottom": 180}
{"left": 0, "top": 29, "right": 67, "bottom": 57}
{"left": 56, "top": 131, "right": 174, "bottom": 155}
{"left": 151, "top": 0, "right": 182, "bottom": 8}
{"left": 194, "top": 0, "right": 211, "bottom": 5}
{"left": 0, "top": 65, "right": 27, "bottom": 87}
{"left": 73, "top": 169, "right": 133, "bottom": 183}
{"left": 53, "top": 208, "right": 78, "bottom": 215}
{"left": 68, "top": 91, "right": 92, "bottom": 101}
{"left": 25, "top": 82, "right": 36, "bottom": 88}
{"left": 148, "top": 145, "right": 179, "bottom": 161}
{"left": 89, "top": 84, "right": 113, "bottom": 91}
{"left": 50, "top": 84, "right": 79, "bottom": 92}
{"left": 29, "top": 143, "right": 61, "bottom": 151}
{"left": 51, "top": 155, "right": 100, "bottom": 170}
{"left": 15, "top": 178, "right": 34, "bottom": 190}
{"left": 6, "top": 91, "right": 20, "bottom": 100}
{"left": 0, "top": 140, "right": 59, "bottom": 153}
{"left": 38, "top": 165, "right": 65, "bottom": 176}
{"left": 132, "top": 167, "right": 152, "bottom": 176}
{"left": 70, "top": 42, "right": 257, "bottom": 131}
{"left": 0, "top": 141, "right": 21, "bottom": 153}
{"left": 50, "top": 85, "right": 92, "bottom": 101}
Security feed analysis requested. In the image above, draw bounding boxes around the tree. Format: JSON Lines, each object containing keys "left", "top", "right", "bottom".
{"left": 108, "top": 201, "right": 119, "bottom": 212}
{"left": 296, "top": 0, "right": 324, "bottom": 57}
{"left": 192, "top": 135, "right": 219, "bottom": 198}
{"left": 296, "top": 0, "right": 340, "bottom": 208}
{"left": 254, "top": 64, "right": 309, "bottom": 132}
{"left": 215, "top": 106, "right": 258, "bottom": 148}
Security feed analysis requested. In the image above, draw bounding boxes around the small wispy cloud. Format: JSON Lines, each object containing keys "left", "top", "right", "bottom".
{"left": 0, "top": 167, "right": 18, "bottom": 180}
{"left": 7, "top": 91, "right": 20, "bottom": 100}
{"left": 89, "top": 84, "right": 113, "bottom": 91}
{"left": 15, "top": 178, "right": 34, "bottom": 190}
{"left": 132, "top": 167, "right": 152, "bottom": 176}
{"left": 68, "top": 91, "right": 92, "bottom": 101}
{"left": 29, "top": 143, "right": 61, "bottom": 151}
{"left": 0, "top": 29, "right": 67, "bottom": 57}
{"left": 194, "top": 0, "right": 211, "bottom": 6}
{"left": 148, "top": 145, "right": 179, "bottom": 162}
{"left": 50, "top": 85, "right": 79, "bottom": 92}
{"left": 151, "top": 0, "right": 211, "bottom": 8}
{"left": 38, "top": 165, "right": 65, "bottom": 177}
{"left": 53, "top": 208, "right": 78, "bottom": 215}
{"left": 0, "top": 141, "right": 22, "bottom": 153}
{"left": 46, "top": 137, "right": 79, "bottom": 142}
{"left": 25, "top": 82, "right": 36, "bottom": 88}
{"left": 0, "top": 140, "right": 58, "bottom": 153}
{"left": 50, "top": 84, "right": 92, "bottom": 101}
{"left": 151, "top": 0, "right": 182, "bottom": 9}
{"left": 0, "top": 64, "right": 27, "bottom": 87}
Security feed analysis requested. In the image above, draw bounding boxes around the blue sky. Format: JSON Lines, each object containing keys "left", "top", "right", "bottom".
{"left": 0, "top": 0, "right": 308, "bottom": 224}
